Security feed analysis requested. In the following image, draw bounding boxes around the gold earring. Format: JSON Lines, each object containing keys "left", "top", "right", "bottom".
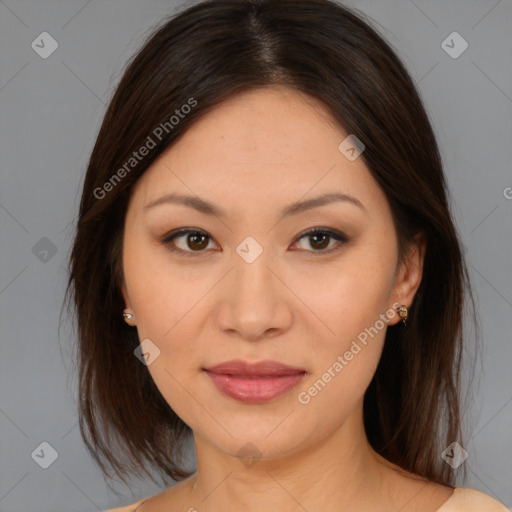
{"left": 397, "top": 305, "right": 408, "bottom": 325}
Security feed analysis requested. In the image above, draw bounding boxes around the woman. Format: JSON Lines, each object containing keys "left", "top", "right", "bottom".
{"left": 65, "top": 0, "right": 509, "bottom": 510}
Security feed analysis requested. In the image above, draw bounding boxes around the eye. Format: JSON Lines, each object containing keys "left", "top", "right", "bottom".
{"left": 292, "top": 227, "right": 349, "bottom": 254}
{"left": 161, "top": 227, "right": 349, "bottom": 257}
{"left": 162, "top": 228, "right": 217, "bottom": 257}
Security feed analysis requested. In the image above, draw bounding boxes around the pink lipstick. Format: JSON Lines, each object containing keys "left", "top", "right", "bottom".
{"left": 203, "top": 359, "right": 307, "bottom": 404}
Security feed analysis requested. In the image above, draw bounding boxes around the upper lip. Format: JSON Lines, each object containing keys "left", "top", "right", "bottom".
{"left": 203, "top": 359, "right": 306, "bottom": 376}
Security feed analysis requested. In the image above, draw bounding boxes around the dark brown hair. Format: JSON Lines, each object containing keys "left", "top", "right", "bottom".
{"left": 64, "top": 0, "right": 478, "bottom": 490}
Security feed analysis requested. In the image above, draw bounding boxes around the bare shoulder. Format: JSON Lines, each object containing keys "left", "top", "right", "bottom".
{"left": 108, "top": 478, "right": 194, "bottom": 512}
{"left": 438, "top": 487, "right": 510, "bottom": 512}
{"left": 376, "top": 458, "right": 505, "bottom": 512}
{"left": 104, "top": 496, "right": 149, "bottom": 512}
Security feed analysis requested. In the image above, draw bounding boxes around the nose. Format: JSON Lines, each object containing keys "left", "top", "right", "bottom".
{"left": 215, "top": 243, "right": 293, "bottom": 342}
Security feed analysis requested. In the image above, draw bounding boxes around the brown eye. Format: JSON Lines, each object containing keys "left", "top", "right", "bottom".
{"left": 185, "top": 232, "right": 210, "bottom": 251}
{"left": 162, "top": 229, "right": 217, "bottom": 256}
{"left": 162, "top": 227, "right": 349, "bottom": 258}
{"left": 293, "top": 228, "right": 349, "bottom": 254}
{"left": 308, "top": 232, "right": 330, "bottom": 250}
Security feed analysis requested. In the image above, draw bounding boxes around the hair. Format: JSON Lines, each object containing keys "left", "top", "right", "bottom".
{"left": 64, "top": 0, "right": 479, "bottom": 490}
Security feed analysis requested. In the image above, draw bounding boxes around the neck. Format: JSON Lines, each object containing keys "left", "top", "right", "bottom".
{"left": 184, "top": 402, "right": 397, "bottom": 512}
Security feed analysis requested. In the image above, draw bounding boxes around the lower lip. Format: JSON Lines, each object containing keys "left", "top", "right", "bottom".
{"left": 204, "top": 370, "right": 306, "bottom": 404}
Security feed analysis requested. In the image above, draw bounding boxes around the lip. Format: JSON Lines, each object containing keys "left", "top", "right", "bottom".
{"left": 204, "top": 359, "right": 306, "bottom": 376}
{"left": 203, "top": 359, "right": 307, "bottom": 404}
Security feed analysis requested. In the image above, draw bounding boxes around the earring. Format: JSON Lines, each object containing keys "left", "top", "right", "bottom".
{"left": 397, "top": 305, "right": 408, "bottom": 326}
{"left": 123, "top": 308, "right": 133, "bottom": 320}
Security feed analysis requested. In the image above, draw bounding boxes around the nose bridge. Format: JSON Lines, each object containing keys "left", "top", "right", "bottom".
{"left": 233, "top": 237, "right": 275, "bottom": 308}
{"left": 216, "top": 236, "right": 286, "bottom": 339}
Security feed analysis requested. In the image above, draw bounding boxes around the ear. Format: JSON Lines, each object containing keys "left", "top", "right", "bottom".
{"left": 388, "top": 231, "right": 426, "bottom": 326}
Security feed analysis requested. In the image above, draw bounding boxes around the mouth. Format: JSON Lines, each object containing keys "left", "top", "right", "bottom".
{"left": 202, "top": 359, "right": 307, "bottom": 404}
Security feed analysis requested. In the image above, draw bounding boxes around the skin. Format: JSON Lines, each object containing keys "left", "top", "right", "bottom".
{"left": 120, "top": 85, "right": 453, "bottom": 511}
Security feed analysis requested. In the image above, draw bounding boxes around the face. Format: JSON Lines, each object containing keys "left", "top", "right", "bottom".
{"left": 120, "top": 85, "right": 424, "bottom": 463}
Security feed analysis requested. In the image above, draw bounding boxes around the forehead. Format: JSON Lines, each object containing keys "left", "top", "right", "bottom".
{"left": 173, "top": 85, "right": 344, "bottom": 162}
{"left": 128, "top": 86, "right": 387, "bottom": 217}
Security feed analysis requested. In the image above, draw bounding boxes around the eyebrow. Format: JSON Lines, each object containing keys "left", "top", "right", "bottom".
{"left": 143, "top": 192, "right": 366, "bottom": 218}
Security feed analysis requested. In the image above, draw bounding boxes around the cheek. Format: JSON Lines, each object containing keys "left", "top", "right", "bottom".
{"left": 294, "top": 270, "right": 393, "bottom": 416}
{"left": 299, "top": 248, "right": 395, "bottom": 342}
{"left": 122, "top": 242, "right": 203, "bottom": 420}
{"left": 295, "top": 245, "right": 397, "bottom": 399}
{"left": 123, "top": 238, "right": 191, "bottom": 337}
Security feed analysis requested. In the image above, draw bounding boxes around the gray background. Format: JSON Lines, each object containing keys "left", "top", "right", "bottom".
{"left": 0, "top": 0, "right": 511, "bottom": 511}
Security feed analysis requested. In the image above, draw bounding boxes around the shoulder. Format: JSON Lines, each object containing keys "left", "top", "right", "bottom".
{"left": 105, "top": 477, "right": 193, "bottom": 511}
{"left": 439, "top": 487, "right": 509, "bottom": 512}
{"left": 104, "top": 497, "right": 149, "bottom": 512}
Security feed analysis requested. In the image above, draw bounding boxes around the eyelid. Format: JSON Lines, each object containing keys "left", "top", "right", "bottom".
{"left": 161, "top": 227, "right": 349, "bottom": 257}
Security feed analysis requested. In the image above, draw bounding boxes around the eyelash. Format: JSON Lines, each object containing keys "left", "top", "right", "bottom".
{"left": 161, "top": 227, "right": 349, "bottom": 258}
